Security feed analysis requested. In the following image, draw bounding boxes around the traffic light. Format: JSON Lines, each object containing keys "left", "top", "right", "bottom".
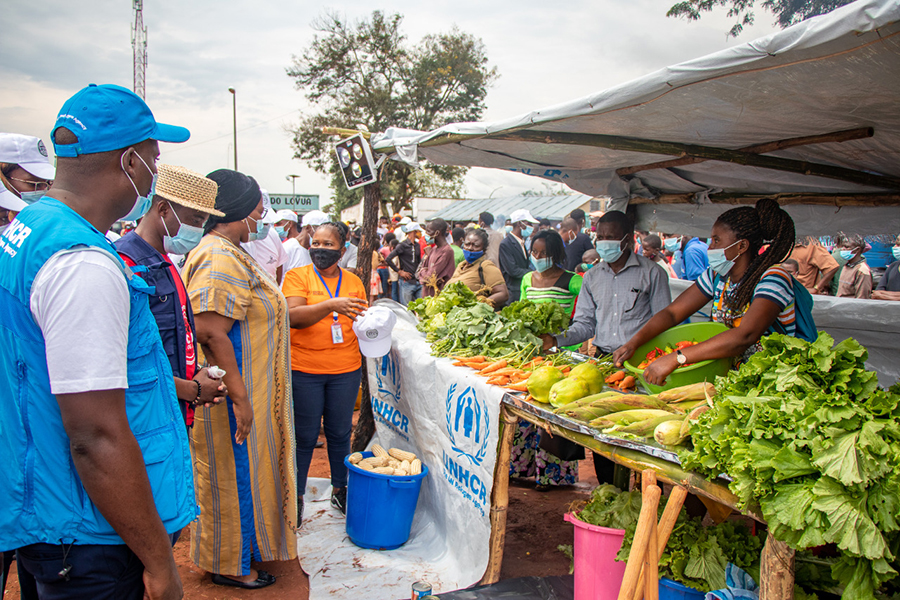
{"left": 335, "top": 133, "right": 377, "bottom": 190}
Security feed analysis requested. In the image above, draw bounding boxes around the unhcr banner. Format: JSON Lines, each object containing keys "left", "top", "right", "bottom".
{"left": 367, "top": 305, "right": 505, "bottom": 587}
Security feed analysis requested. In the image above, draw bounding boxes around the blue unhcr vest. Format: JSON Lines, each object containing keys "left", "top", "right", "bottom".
{"left": 0, "top": 198, "right": 197, "bottom": 548}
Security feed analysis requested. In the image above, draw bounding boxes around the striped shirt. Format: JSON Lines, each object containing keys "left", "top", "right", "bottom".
{"left": 520, "top": 270, "right": 582, "bottom": 315}
{"left": 695, "top": 265, "right": 796, "bottom": 337}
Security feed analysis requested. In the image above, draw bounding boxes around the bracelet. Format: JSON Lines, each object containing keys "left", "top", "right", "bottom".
{"left": 194, "top": 380, "right": 202, "bottom": 403}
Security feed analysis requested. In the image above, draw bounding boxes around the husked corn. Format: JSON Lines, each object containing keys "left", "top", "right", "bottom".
{"left": 359, "top": 456, "right": 387, "bottom": 470}
{"left": 393, "top": 468, "right": 408, "bottom": 476}
{"left": 372, "top": 466, "right": 394, "bottom": 475}
{"left": 371, "top": 444, "right": 389, "bottom": 458}
{"left": 400, "top": 460, "right": 411, "bottom": 472}
{"left": 388, "top": 448, "right": 417, "bottom": 462}
{"left": 357, "top": 461, "right": 374, "bottom": 471}
{"left": 410, "top": 459, "right": 422, "bottom": 475}
{"left": 388, "top": 458, "right": 401, "bottom": 468}
{"left": 348, "top": 452, "right": 363, "bottom": 464}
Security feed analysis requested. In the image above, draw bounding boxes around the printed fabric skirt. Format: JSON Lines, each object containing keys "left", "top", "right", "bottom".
{"left": 509, "top": 419, "right": 578, "bottom": 486}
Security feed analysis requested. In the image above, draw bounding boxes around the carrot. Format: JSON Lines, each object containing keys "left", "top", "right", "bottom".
{"left": 464, "top": 361, "right": 488, "bottom": 369}
{"left": 479, "top": 360, "right": 508, "bottom": 375}
{"left": 468, "top": 356, "right": 488, "bottom": 363}
{"left": 452, "top": 361, "right": 468, "bottom": 367}
{"left": 486, "top": 375, "right": 510, "bottom": 386}
{"left": 559, "top": 366, "right": 571, "bottom": 374}
{"left": 506, "top": 380, "right": 530, "bottom": 392}
{"left": 605, "top": 370, "right": 626, "bottom": 384}
{"left": 619, "top": 376, "right": 636, "bottom": 390}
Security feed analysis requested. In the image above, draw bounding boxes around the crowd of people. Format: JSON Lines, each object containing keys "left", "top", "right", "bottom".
{"left": 2, "top": 83, "right": 899, "bottom": 600}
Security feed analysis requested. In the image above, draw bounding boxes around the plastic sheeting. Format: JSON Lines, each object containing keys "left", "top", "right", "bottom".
{"left": 297, "top": 306, "right": 505, "bottom": 599}
{"left": 668, "top": 279, "right": 900, "bottom": 385}
{"left": 373, "top": 0, "right": 900, "bottom": 235}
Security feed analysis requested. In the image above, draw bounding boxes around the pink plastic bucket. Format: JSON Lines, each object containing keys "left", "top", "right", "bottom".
{"left": 564, "top": 512, "right": 627, "bottom": 600}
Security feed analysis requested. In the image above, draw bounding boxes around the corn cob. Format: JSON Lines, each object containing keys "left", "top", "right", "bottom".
{"left": 393, "top": 468, "right": 409, "bottom": 476}
{"left": 348, "top": 452, "right": 363, "bottom": 464}
{"left": 589, "top": 395, "right": 673, "bottom": 413}
{"left": 400, "top": 459, "right": 411, "bottom": 472}
{"left": 371, "top": 466, "right": 394, "bottom": 475}
{"left": 680, "top": 404, "right": 711, "bottom": 438}
{"left": 371, "top": 444, "right": 389, "bottom": 458}
{"left": 552, "top": 391, "right": 623, "bottom": 414}
{"left": 589, "top": 409, "right": 673, "bottom": 430}
{"left": 655, "top": 419, "right": 688, "bottom": 446}
{"left": 667, "top": 399, "right": 708, "bottom": 413}
{"left": 359, "top": 456, "right": 388, "bottom": 469}
{"left": 388, "top": 448, "right": 417, "bottom": 462}
{"left": 657, "top": 382, "right": 716, "bottom": 403}
{"left": 356, "top": 461, "right": 374, "bottom": 471}
{"left": 410, "top": 459, "right": 422, "bottom": 475}
{"left": 614, "top": 413, "right": 683, "bottom": 436}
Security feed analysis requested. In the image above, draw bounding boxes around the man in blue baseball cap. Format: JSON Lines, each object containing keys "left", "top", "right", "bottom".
{"left": 0, "top": 84, "right": 197, "bottom": 600}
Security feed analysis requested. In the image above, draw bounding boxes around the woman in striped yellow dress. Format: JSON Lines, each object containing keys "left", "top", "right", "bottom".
{"left": 509, "top": 230, "right": 583, "bottom": 489}
{"left": 182, "top": 169, "right": 297, "bottom": 590}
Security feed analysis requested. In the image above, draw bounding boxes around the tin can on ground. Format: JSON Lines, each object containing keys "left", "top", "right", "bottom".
{"left": 411, "top": 581, "right": 433, "bottom": 599}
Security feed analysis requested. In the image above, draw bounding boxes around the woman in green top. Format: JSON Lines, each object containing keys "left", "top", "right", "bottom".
{"left": 510, "top": 230, "right": 582, "bottom": 489}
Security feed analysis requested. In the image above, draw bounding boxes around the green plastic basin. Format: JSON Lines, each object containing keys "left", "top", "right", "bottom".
{"left": 624, "top": 322, "right": 732, "bottom": 394}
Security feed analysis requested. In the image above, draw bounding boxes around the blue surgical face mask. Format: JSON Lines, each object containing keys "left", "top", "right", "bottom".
{"left": 121, "top": 151, "right": 156, "bottom": 222}
{"left": 521, "top": 225, "right": 534, "bottom": 238}
{"left": 424, "top": 234, "right": 435, "bottom": 244}
{"left": 530, "top": 255, "right": 553, "bottom": 273}
{"left": 161, "top": 206, "right": 205, "bottom": 254}
{"left": 581, "top": 262, "right": 596, "bottom": 271}
{"left": 840, "top": 249, "right": 855, "bottom": 262}
{"left": 463, "top": 249, "right": 484, "bottom": 263}
{"left": 595, "top": 236, "right": 627, "bottom": 263}
{"left": 245, "top": 216, "right": 269, "bottom": 242}
{"left": 708, "top": 240, "right": 742, "bottom": 276}
{"left": 893, "top": 246, "right": 900, "bottom": 261}
{"left": 664, "top": 237, "right": 680, "bottom": 252}
{"left": 345, "top": 241, "right": 351, "bottom": 249}
{"left": 504, "top": 225, "right": 513, "bottom": 234}
{"left": 19, "top": 190, "right": 46, "bottom": 205}
{"left": 275, "top": 226, "right": 288, "bottom": 241}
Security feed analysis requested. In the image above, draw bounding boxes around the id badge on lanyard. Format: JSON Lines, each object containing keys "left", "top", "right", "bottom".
{"left": 314, "top": 266, "right": 345, "bottom": 345}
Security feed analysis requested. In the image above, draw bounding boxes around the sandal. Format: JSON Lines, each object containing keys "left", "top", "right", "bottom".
{"left": 211, "top": 570, "right": 276, "bottom": 589}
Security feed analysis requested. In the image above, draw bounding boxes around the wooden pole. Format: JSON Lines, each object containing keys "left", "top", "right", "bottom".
{"left": 633, "top": 486, "right": 688, "bottom": 600}
{"left": 618, "top": 485, "right": 662, "bottom": 600}
{"left": 760, "top": 533, "right": 795, "bottom": 600}
{"left": 479, "top": 407, "right": 519, "bottom": 585}
{"left": 350, "top": 180, "right": 382, "bottom": 453}
{"left": 644, "top": 508, "right": 659, "bottom": 600}
{"left": 616, "top": 127, "right": 874, "bottom": 176}
{"left": 488, "top": 130, "right": 900, "bottom": 190}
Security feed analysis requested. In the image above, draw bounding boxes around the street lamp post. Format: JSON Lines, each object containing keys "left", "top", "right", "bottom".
{"left": 228, "top": 87, "right": 238, "bottom": 170}
{"left": 286, "top": 174, "right": 301, "bottom": 195}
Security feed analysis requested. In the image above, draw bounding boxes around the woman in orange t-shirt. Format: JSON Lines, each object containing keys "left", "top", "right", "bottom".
{"left": 282, "top": 221, "right": 367, "bottom": 521}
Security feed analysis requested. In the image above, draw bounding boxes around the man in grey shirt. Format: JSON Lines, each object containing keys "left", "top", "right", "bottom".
{"left": 541, "top": 211, "right": 671, "bottom": 355}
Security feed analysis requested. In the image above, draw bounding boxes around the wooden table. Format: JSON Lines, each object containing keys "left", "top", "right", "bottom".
{"left": 479, "top": 395, "right": 794, "bottom": 599}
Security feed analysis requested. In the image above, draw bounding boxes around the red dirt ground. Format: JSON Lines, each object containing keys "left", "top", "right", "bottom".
{"left": 3, "top": 431, "right": 599, "bottom": 599}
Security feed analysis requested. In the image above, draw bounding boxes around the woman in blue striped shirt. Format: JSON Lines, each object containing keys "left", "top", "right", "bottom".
{"left": 613, "top": 199, "right": 799, "bottom": 384}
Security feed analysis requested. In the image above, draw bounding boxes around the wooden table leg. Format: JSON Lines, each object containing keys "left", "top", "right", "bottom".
{"left": 479, "top": 406, "right": 519, "bottom": 585}
{"left": 760, "top": 532, "right": 795, "bottom": 600}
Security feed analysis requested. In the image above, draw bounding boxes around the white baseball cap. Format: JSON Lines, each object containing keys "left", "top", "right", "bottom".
{"left": 275, "top": 209, "right": 298, "bottom": 223}
{"left": 0, "top": 186, "right": 27, "bottom": 212}
{"left": 261, "top": 206, "right": 281, "bottom": 224}
{"left": 301, "top": 210, "right": 330, "bottom": 227}
{"left": 398, "top": 216, "right": 412, "bottom": 226}
{"left": 260, "top": 188, "right": 272, "bottom": 211}
{"left": 0, "top": 134, "right": 55, "bottom": 181}
{"left": 352, "top": 306, "right": 397, "bottom": 358}
{"left": 509, "top": 209, "right": 539, "bottom": 224}
{"left": 402, "top": 222, "right": 421, "bottom": 233}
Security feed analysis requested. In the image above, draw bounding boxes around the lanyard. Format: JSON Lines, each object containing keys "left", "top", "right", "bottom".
{"left": 313, "top": 266, "right": 342, "bottom": 322}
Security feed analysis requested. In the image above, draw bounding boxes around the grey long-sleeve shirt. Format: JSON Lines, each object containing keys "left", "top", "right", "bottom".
{"left": 555, "top": 251, "right": 672, "bottom": 352}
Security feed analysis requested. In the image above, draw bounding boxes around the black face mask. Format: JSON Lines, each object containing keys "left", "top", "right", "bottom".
{"left": 309, "top": 247, "right": 342, "bottom": 271}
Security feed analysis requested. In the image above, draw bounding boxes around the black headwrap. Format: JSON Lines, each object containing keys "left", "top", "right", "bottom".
{"left": 204, "top": 169, "right": 261, "bottom": 233}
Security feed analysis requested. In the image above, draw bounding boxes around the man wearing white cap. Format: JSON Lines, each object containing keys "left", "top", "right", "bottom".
{"left": 283, "top": 209, "right": 329, "bottom": 274}
{"left": 242, "top": 190, "right": 288, "bottom": 283}
{"left": 0, "top": 133, "right": 56, "bottom": 206}
{"left": 274, "top": 209, "right": 298, "bottom": 242}
{"left": 386, "top": 222, "right": 423, "bottom": 306}
{"left": 499, "top": 209, "right": 539, "bottom": 304}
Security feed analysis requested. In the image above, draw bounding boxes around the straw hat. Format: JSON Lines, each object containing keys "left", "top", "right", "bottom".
{"left": 154, "top": 164, "right": 224, "bottom": 216}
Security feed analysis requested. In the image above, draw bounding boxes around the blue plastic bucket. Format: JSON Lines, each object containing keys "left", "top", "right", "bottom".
{"left": 344, "top": 451, "right": 429, "bottom": 550}
{"left": 659, "top": 577, "right": 705, "bottom": 600}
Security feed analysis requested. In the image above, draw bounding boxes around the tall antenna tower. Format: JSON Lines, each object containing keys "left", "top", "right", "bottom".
{"left": 132, "top": 0, "right": 148, "bottom": 99}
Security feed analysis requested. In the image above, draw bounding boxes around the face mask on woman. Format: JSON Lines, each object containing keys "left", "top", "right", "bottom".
{"left": 245, "top": 216, "right": 270, "bottom": 242}
{"left": 463, "top": 249, "right": 484, "bottom": 263}
{"left": 708, "top": 240, "right": 742, "bottom": 276}
{"left": 310, "top": 247, "right": 342, "bottom": 270}
{"left": 530, "top": 255, "right": 553, "bottom": 273}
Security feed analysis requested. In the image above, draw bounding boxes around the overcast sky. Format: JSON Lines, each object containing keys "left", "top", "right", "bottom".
{"left": 1, "top": 0, "right": 781, "bottom": 208}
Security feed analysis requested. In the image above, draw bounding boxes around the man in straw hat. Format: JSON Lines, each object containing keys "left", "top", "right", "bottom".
{"left": 116, "top": 164, "right": 228, "bottom": 429}
{"left": 0, "top": 83, "right": 196, "bottom": 599}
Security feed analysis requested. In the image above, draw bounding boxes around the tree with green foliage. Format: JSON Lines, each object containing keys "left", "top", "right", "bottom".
{"left": 667, "top": 0, "right": 853, "bottom": 37}
{"left": 287, "top": 11, "right": 497, "bottom": 217}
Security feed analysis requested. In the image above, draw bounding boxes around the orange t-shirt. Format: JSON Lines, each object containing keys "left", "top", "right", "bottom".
{"left": 282, "top": 264, "right": 367, "bottom": 374}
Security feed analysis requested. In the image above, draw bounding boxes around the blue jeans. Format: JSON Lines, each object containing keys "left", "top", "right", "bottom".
{"left": 391, "top": 279, "right": 400, "bottom": 302}
{"left": 398, "top": 279, "right": 422, "bottom": 306}
{"left": 292, "top": 369, "right": 362, "bottom": 493}
{"left": 15, "top": 543, "right": 143, "bottom": 600}
{"left": 377, "top": 268, "right": 390, "bottom": 299}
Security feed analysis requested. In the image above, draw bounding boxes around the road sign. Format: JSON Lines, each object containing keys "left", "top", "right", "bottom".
{"left": 267, "top": 194, "right": 319, "bottom": 212}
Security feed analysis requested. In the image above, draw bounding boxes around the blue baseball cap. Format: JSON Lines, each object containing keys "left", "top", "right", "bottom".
{"left": 51, "top": 84, "right": 190, "bottom": 157}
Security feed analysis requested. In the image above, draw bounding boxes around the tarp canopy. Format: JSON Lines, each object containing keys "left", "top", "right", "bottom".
{"left": 373, "top": 0, "right": 900, "bottom": 237}
{"left": 428, "top": 193, "right": 593, "bottom": 223}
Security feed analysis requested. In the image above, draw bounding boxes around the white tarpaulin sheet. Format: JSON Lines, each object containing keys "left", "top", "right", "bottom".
{"left": 373, "top": 0, "right": 900, "bottom": 236}
{"left": 297, "top": 307, "right": 505, "bottom": 599}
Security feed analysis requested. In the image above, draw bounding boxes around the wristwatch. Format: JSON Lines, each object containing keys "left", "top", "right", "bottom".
{"left": 675, "top": 349, "right": 687, "bottom": 365}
